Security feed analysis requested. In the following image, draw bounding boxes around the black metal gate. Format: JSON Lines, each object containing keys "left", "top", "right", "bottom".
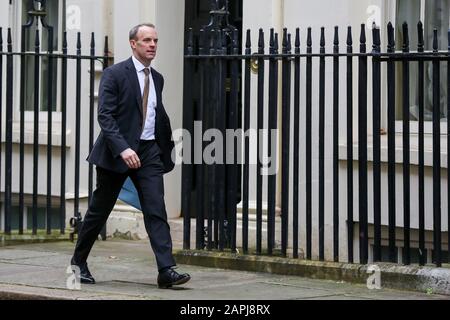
{"left": 182, "top": 8, "right": 450, "bottom": 266}
{"left": 0, "top": 1, "right": 111, "bottom": 240}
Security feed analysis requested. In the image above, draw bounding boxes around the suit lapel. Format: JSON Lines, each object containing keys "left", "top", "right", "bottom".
{"left": 125, "top": 57, "right": 143, "bottom": 117}
{"left": 151, "top": 68, "right": 161, "bottom": 110}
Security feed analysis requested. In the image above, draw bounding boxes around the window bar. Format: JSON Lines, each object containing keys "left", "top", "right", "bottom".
{"left": 306, "top": 27, "right": 312, "bottom": 260}
{"left": 417, "top": 22, "right": 426, "bottom": 266}
{"left": 358, "top": 24, "right": 368, "bottom": 264}
{"left": 319, "top": 27, "right": 326, "bottom": 261}
{"left": 74, "top": 32, "right": 82, "bottom": 227}
{"left": 387, "top": 22, "right": 397, "bottom": 263}
{"left": 256, "top": 28, "right": 264, "bottom": 255}
{"left": 372, "top": 26, "right": 382, "bottom": 262}
{"left": 293, "top": 28, "right": 300, "bottom": 259}
{"left": 281, "top": 29, "right": 291, "bottom": 257}
{"left": 60, "top": 32, "right": 67, "bottom": 234}
{"left": 242, "top": 29, "right": 251, "bottom": 254}
{"left": 432, "top": 29, "right": 442, "bottom": 267}
{"left": 182, "top": 28, "right": 194, "bottom": 250}
{"left": 32, "top": 29, "right": 41, "bottom": 235}
{"left": 401, "top": 22, "right": 411, "bottom": 265}
{"left": 333, "top": 26, "right": 340, "bottom": 262}
{"left": 346, "top": 26, "right": 354, "bottom": 263}
{"left": 4, "top": 28, "right": 13, "bottom": 235}
{"left": 46, "top": 26, "right": 54, "bottom": 235}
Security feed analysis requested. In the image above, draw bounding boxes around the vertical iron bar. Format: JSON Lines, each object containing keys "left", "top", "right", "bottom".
{"left": 60, "top": 32, "right": 68, "bottom": 234}
{"left": 402, "top": 23, "right": 411, "bottom": 265}
{"left": 46, "top": 26, "right": 54, "bottom": 234}
{"left": 318, "top": 27, "right": 326, "bottom": 261}
{"left": 196, "top": 29, "right": 208, "bottom": 250}
{"left": 333, "top": 26, "right": 340, "bottom": 262}
{"left": 19, "top": 23, "right": 30, "bottom": 234}
{"left": 306, "top": 28, "right": 312, "bottom": 260}
{"left": 217, "top": 31, "right": 226, "bottom": 251}
{"left": 74, "top": 33, "right": 82, "bottom": 229}
{"left": 387, "top": 22, "right": 397, "bottom": 262}
{"left": 4, "top": 29, "right": 13, "bottom": 235}
{"left": 256, "top": 28, "right": 264, "bottom": 255}
{"left": 99, "top": 36, "right": 110, "bottom": 240}
{"left": 267, "top": 28, "right": 276, "bottom": 256}
{"left": 281, "top": 29, "right": 291, "bottom": 257}
{"left": 358, "top": 24, "right": 368, "bottom": 264}
{"left": 243, "top": 30, "right": 251, "bottom": 254}
{"left": 88, "top": 33, "right": 95, "bottom": 211}
{"left": 198, "top": 31, "right": 207, "bottom": 251}
{"left": 417, "top": 22, "right": 425, "bottom": 265}
{"left": 207, "top": 30, "right": 215, "bottom": 250}
{"left": 432, "top": 29, "right": 441, "bottom": 267}
{"left": 372, "top": 26, "right": 382, "bottom": 262}
{"left": 183, "top": 29, "right": 194, "bottom": 250}
{"left": 293, "top": 28, "right": 300, "bottom": 259}
{"left": 228, "top": 29, "right": 239, "bottom": 253}
{"left": 346, "top": 27, "right": 354, "bottom": 263}
{"left": 0, "top": 28, "right": 3, "bottom": 232}
{"left": 212, "top": 30, "right": 221, "bottom": 250}
{"left": 447, "top": 28, "right": 450, "bottom": 264}
{"left": 32, "top": 29, "right": 40, "bottom": 235}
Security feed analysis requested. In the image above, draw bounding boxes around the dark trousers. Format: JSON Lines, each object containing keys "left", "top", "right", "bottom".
{"left": 72, "top": 140, "right": 176, "bottom": 271}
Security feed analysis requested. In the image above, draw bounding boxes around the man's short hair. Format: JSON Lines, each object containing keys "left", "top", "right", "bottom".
{"left": 129, "top": 23, "right": 156, "bottom": 40}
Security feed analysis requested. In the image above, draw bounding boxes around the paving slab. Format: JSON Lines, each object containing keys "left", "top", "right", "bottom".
{"left": 0, "top": 219, "right": 448, "bottom": 301}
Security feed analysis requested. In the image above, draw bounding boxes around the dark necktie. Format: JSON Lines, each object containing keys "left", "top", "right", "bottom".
{"left": 142, "top": 68, "right": 150, "bottom": 131}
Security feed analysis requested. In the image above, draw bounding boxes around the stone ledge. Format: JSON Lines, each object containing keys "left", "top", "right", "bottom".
{"left": 173, "top": 250, "right": 450, "bottom": 296}
{"left": 0, "top": 231, "right": 71, "bottom": 247}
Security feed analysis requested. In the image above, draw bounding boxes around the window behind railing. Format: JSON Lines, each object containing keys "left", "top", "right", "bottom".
{"left": 395, "top": 0, "right": 448, "bottom": 123}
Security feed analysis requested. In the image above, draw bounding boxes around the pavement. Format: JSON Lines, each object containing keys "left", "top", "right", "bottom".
{"left": 0, "top": 218, "right": 449, "bottom": 301}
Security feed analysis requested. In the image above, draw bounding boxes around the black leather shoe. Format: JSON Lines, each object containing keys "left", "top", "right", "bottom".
{"left": 157, "top": 268, "right": 190, "bottom": 289}
{"left": 71, "top": 258, "right": 96, "bottom": 284}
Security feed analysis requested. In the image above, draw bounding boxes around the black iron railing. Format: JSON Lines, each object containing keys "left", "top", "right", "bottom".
{"left": 0, "top": 25, "right": 111, "bottom": 239}
{"left": 183, "top": 22, "right": 450, "bottom": 267}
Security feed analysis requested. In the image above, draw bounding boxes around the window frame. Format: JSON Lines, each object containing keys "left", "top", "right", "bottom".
{"left": 388, "top": 0, "right": 449, "bottom": 135}
{"left": 13, "top": 0, "right": 65, "bottom": 123}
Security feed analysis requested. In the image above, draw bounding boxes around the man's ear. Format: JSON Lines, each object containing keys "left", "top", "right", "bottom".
{"left": 129, "top": 40, "right": 136, "bottom": 49}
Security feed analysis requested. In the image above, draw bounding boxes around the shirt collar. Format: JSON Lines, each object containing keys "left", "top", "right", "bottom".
{"left": 132, "top": 55, "right": 151, "bottom": 73}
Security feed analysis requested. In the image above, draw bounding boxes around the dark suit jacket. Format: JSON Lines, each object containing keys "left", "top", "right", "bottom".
{"left": 87, "top": 57, "right": 175, "bottom": 174}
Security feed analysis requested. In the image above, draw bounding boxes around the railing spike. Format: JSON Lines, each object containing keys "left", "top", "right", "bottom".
{"left": 433, "top": 28, "right": 438, "bottom": 51}
{"left": 334, "top": 26, "right": 339, "bottom": 46}
{"left": 295, "top": 28, "right": 300, "bottom": 49}
{"left": 307, "top": 27, "right": 312, "bottom": 47}
{"left": 347, "top": 26, "right": 352, "bottom": 46}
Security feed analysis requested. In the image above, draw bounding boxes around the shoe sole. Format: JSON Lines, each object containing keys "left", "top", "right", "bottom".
{"left": 158, "top": 276, "right": 191, "bottom": 289}
{"left": 80, "top": 278, "right": 96, "bottom": 285}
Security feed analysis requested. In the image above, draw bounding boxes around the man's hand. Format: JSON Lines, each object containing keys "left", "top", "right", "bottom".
{"left": 120, "top": 148, "right": 141, "bottom": 169}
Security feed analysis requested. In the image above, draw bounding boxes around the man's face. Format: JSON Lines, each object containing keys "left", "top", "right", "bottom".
{"left": 130, "top": 26, "right": 158, "bottom": 64}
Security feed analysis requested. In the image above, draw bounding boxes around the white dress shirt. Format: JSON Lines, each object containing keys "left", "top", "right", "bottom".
{"left": 132, "top": 55, "right": 157, "bottom": 141}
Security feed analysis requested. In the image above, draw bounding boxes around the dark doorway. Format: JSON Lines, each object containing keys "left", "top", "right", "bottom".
{"left": 183, "top": 0, "right": 243, "bottom": 221}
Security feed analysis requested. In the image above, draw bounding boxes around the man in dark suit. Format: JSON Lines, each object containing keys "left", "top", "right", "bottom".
{"left": 70, "top": 23, "right": 190, "bottom": 289}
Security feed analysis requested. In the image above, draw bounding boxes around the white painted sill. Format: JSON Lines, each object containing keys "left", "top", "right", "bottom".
{"left": 339, "top": 133, "right": 448, "bottom": 168}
